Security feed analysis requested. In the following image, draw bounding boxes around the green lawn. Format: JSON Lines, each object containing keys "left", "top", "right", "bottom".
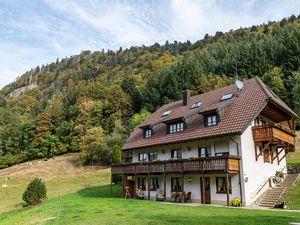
{"left": 0, "top": 169, "right": 110, "bottom": 214}
{"left": 1, "top": 185, "right": 300, "bottom": 225}
{"left": 287, "top": 181, "right": 300, "bottom": 210}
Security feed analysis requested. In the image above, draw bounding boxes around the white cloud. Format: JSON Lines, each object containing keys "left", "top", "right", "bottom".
{"left": 0, "top": 0, "right": 300, "bottom": 88}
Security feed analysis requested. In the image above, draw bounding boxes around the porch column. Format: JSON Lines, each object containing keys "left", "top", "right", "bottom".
{"left": 181, "top": 172, "right": 184, "bottom": 203}
{"left": 133, "top": 175, "right": 136, "bottom": 199}
{"left": 163, "top": 171, "right": 167, "bottom": 200}
{"left": 225, "top": 172, "right": 230, "bottom": 207}
{"left": 202, "top": 176, "right": 206, "bottom": 204}
{"left": 148, "top": 164, "right": 150, "bottom": 200}
{"left": 121, "top": 173, "right": 125, "bottom": 198}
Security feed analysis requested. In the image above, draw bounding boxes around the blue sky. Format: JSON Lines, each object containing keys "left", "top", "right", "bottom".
{"left": 0, "top": 0, "right": 299, "bottom": 88}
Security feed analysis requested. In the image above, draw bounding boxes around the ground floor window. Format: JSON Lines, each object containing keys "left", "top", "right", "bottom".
{"left": 150, "top": 178, "right": 160, "bottom": 191}
{"left": 171, "top": 177, "right": 182, "bottom": 192}
{"left": 216, "top": 177, "right": 232, "bottom": 194}
{"left": 138, "top": 178, "right": 146, "bottom": 190}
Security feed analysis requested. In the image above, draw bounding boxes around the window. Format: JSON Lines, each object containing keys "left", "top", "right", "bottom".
{"left": 144, "top": 128, "right": 152, "bottom": 138}
{"left": 171, "top": 177, "right": 182, "bottom": 192}
{"left": 171, "top": 149, "right": 182, "bottom": 159}
{"left": 216, "top": 177, "right": 232, "bottom": 194}
{"left": 138, "top": 178, "right": 146, "bottom": 191}
{"left": 168, "top": 122, "right": 184, "bottom": 134}
{"left": 191, "top": 101, "right": 202, "bottom": 109}
{"left": 220, "top": 92, "right": 233, "bottom": 101}
{"left": 150, "top": 178, "right": 160, "bottom": 191}
{"left": 149, "top": 152, "right": 158, "bottom": 161}
{"left": 162, "top": 110, "right": 171, "bottom": 117}
{"left": 138, "top": 153, "right": 148, "bottom": 162}
{"left": 205, "top": 114, "right": 218, "bottom": 127}
{"left": 198, "top": 147, "right": 211, "bottom": 157}
{"left": 263, "top": 150, "right": 271, "bottom": 163}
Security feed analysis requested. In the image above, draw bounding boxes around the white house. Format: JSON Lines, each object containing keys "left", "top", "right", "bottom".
{"left": 111, "top": 77, "right": 297, "bottom": 206}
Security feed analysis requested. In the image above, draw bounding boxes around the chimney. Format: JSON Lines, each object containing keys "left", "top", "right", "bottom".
{"left": 182, "top": 90, "right": 191, "bottom": 106}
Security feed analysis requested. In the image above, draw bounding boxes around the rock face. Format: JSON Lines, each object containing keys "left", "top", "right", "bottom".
{"left": 7, "top": 84, "right": 38, "bottom": 98}
{"left": 287, "top": 166, "right": 300, "bottom": 174}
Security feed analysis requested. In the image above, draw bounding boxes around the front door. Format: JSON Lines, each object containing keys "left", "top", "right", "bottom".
{"left": 123, "top": 179, "right": 135, "bottom": 198}
{"left": 200, "top": 177, "right": 211, "bottom": 204}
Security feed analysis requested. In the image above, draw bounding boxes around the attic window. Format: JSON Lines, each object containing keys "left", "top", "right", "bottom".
{"left": 191, "top": 101, "right": 202, "bottom": 109}
{"left": 143, "top": 128, "right": 152, "bottom": 138}
{"left": 220, "top": 92, "right": 233, "bottom": 101}
{"left": 162, "top": 110, "right": 171, "bottom": 117}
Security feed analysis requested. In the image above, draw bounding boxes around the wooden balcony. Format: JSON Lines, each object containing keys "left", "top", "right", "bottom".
{"left": 252, "top": 125, "right": 295, "bottom": 145}
{"left": 111, "top": 156, "right": 240, "bottom": 175}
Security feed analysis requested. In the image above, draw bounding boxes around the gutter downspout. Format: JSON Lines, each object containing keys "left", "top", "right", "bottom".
{"left": 230, "top": 137, "right": 243, "bottom": 205}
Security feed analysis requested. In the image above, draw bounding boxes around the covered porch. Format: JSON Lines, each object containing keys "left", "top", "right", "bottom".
{"left": 110, "top": 155, "right": 240, "bottom": 206}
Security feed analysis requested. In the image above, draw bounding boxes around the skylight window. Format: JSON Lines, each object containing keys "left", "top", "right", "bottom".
{"left": 191, "top": 101, "right": 202, "bottom": 109}
{"left": 162, "top": 110, "right": 171, "bottom": 117}
{"left": 220, "top": 92, "right": 234, "bottom": 101}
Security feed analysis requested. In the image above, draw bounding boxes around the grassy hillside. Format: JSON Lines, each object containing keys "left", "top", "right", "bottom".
{"left": 287, "top": 131, "right": 300, "bottom": 166}
{"left": 1, "top": 185, "right": 300, "bottom": 225}
{"left": 0, "top": 154, "right": 110, "bottom": 214}
{"left": 0, "top": 16, "right": 299, "bottom": 169}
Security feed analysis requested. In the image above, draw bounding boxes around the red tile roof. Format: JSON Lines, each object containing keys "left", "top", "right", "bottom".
{"left": 122, "top": 77, "right": 297, "bottom": 150}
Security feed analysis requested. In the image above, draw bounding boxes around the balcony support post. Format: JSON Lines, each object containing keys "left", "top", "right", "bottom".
{"left": 201, "top": 175, "right": 205, "bottom": 205}
{"left": 226, "top": 172, "right": 230, "bottom": 207}
{"left": 181, "top": 172, "right": 184, "bottom": 203}
{"left": 164, "top": 164, "right": 166, "bottom": 200}
{"left": 121, "top": 173, "right": 125, "bottom": 198}
{"left": 225, "top": 159, "right": 230, "bottom": 207}
{"left": 147, "top": 165, "right": 150, "bottom": 200}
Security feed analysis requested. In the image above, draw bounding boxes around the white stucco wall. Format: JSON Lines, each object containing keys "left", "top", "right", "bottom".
{"left": 132, "top": 137, "right": 238, "bottom": 163}
{"left": 240, "top": 122, "right": 287, "bottom": 206}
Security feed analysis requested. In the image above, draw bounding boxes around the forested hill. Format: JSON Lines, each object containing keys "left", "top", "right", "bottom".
{"left": 0, "top": 15, "right": 299, "bottom": 168}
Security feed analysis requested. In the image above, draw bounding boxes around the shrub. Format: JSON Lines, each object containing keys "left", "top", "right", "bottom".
{"left": 231, "top": 197, "right": 241, "bottom": 207}
{"left": 22, "top": 178, "right": 47, "bottom": 206}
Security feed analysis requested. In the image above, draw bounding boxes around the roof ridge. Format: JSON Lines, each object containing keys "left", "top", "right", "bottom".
{"left": 254, "top": 76, "right": 270, "bottom": 100}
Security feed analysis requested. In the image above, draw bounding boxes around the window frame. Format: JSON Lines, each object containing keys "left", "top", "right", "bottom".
{"left": 138, "top": 153, "right": 148, "bottom": 162}
{"left": 171, "top": 177, "right": 182, "bottom": 192}
{"left": 168, "top": 121, "right": 185, "bottom": 134}
{"left": 198, "top": 146, "right": 212, "bottom": 158}
{"left": 150, "top": 178, "right": 160, "bottom": 191}
{"left": 216, "top": 177, "right": 232, "bottom": 194}
{"left": 220, "top": 92, "right": 234, "bottom": 101}
{"left": 143, "top": 128, "right": 152, "bottom": 138}
{"left": 205, "top": 114, "right": 219, "bottom": 127}
{"left": 191, "top": 101, "right": 202, "bottom": 109}
{"left": 149, "top": 152, "right": 158, "bottom": 161}
{"left": 137, "top": 178, "right": 146, "bottom": 191}
{"left": 263, "top": 149, "right": 271, "bottom": 163}
{"left": 171, "top": 149, "right": 182, "bottom": 159}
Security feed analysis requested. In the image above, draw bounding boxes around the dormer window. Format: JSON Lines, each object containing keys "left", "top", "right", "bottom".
{"left": 191, "top": 101, "right": 202, "bottom": 109}
{"left": 205, "top": 114, "right": 218, "bottom": 127}
{"left": 162, "top": 110, "right": 171, "bottom": 117}
{"left": 168, "top": 121, "right": 184, "bottom": 134}
{"left": 220, "top": 92, "right": 233, "bottom": 101}
{"left": 143, "top": 128, "right": 152, "bottom": 138}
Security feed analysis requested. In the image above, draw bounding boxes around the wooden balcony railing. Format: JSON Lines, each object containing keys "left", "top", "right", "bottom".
{"left": 111, "top": 155, "right": 240, "bottom": 175}
{"left": 252, "top": 125, "right": 295, "bottom": 145}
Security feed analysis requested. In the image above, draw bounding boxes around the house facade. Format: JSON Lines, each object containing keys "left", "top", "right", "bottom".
{"left": 111, "top": 77, "right": 297, "bottom": 206}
